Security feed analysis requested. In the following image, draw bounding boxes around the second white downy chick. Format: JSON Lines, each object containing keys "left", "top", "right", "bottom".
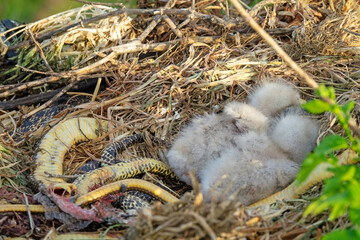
{"left": 201, "top": 131, "right": 299, "bottom": 205}
{"left": 167, "top": 102, "right": 269, "bottom": 185}
{"left": 248, "top": 81, "right": 301, "bottom": 117}
{"left": 270, "top": 113, "right": 320, "bottom": 164}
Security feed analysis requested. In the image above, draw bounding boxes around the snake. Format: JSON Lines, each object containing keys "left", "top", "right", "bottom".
{"left": 74, "top": 157, "right": 178, "bottom": 196}
{"left": 31, "top": 117, "right": 178, "bottom": 214}
{"left": 76, "top": 132, "right": 167, "bottom": 172}
{"left": 100, "top": 132, "right": 167, "bottom": 165}
{"left": 1, "top": 118, "right": 358, "bottom": 215}
{"left": 0, "top": 178, "right": 177, "bottom": 215}
{"left": 11, "top": 105, "right": 70, "bottom": 140}
{"left": 48, "top": 231, "right": 123, "bottom": 240}
{"left": 33, "top": 117, "right": 109, "bottom": 195}
{"left": 1, "top": 116, "right": 178, "bottom": 223}
{"left": 0, "top": 204, "right": 45, "bottom": 213}
{"left": 76, "top": 178, "right": 178, "bottom": 205}
{"left": 2, "top": 149, "right": 356, "bottom": 213}
{"left": 112, "top": 190, "right": 155, "bottom": 210}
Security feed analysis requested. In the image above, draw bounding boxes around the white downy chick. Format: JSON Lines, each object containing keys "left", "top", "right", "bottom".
{"left": 270, "top": 113, "right": 319, "bottom": 164}
{"left": 223, "top": 101, "right": 269, "bottom": 132}
{"left": 167, "top": 102, "right": 270, "bottom": 185}
{"left": 201, "top": 131, "right": 299, "bottom": 205}
{"left": 248, "top": 81, "right": 301, "bottom": 117}
{"left": 233, "top": 131, "right": 286, "bottom": 159}
{"left": 166, "top": 113, "right": 240, "bottom": 185}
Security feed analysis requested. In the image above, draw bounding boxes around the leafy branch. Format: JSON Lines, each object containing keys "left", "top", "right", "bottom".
{"left": 298, "top": 85, "right": 360, "bottom": 239}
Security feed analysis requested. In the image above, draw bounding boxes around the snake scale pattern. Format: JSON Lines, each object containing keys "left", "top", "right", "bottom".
{"left": 0, "top": 204, "right": 45, "bottom": 213}
{"left": 76, "top": 178, "right": 178, "bottom": 205}
{"left": 31, "top": 117, "right": 178, "bottom": 209}
{"left": 74, "top": 157, "right": 178, "bottom": 196}
{"left": 33, "top": 117, "right": 109, "bottom": 195}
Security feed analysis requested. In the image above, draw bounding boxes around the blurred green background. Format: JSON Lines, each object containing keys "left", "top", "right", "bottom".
{"left": 0, "top": 0, "right": 135, "bottom": 23}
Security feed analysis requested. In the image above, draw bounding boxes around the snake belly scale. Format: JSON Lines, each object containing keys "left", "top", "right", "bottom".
{"left": 33, "top": 118, "right": 109, "bottom": 195}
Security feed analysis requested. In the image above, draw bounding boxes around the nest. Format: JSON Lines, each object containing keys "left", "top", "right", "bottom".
{"left": 0, "top": 0, "right": 359, "bottom": 238}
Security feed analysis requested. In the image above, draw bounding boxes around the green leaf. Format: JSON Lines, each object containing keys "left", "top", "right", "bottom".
{"left": 329, "top": 201, "right": 348, "bottom": 220}
{"left": 323, "top": 228, "right": 360, "bottom": 240}
{"left": 296, "top": 135, "right": 349, "bottom": 184}
{"left": 340, "top": 101, "right": 355, "bottom": 125}
{"left": 348, "top": 208, "right": 360, "bottom": 225}
{"left": 296, "top": 153, "right": 323, "bottom": 183}
{"left": 304, "top": 191, "right": 349, "bottom": 219}
{"left": 302, "top": 99, "right": 331, "bottom": 114}
{"left": 297, "top": 84, "right": 360, "bottom": 238}
{"left": 341, "top": 101, "right": 355, "bottom": 115}
{"left": 305, "top": 166, "right": 360, "bottom": 220}
{"left": 316, "top": 85, "right": 336, "bottom": 101}
{"left": 322, "top": 230, "right": 346, "bottom": 240}
{"left": 249, "top": 0, "right": 263, "bottom": 7}
{"left": 352, "top": 139, "right": 360, "bottom": 153}
{"left": 314, "top": 135, "right": 349, "bottom": 156}
{"left": 340, "top": 165, "right": 356, "bottom": 181}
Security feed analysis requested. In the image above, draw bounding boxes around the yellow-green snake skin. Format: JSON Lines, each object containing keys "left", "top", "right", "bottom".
{"left": 0, "top": 204, "right": 45, "bottom": 213}
{"left": 251, "top": 149, "right": 358, "bottom": 207}
{"left": 74, "top": 158, "right": 178, "bottom": 197}
{"left": 76, "top": 178, "right": 178, "bottom": 205}
{"left": 33, "top": 117, "right": 178, "bottom": 208}
{"left": 33, "top": 117, "right": 108, "bottom": 195}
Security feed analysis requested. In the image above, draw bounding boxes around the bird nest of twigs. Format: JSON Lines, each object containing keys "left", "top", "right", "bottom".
{"left": 0, "top": 0, "right": 359, "bottom": 238}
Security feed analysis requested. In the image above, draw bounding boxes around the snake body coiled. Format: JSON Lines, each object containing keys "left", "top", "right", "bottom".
{"left": 76, "top": 134, "right": 150, "bottom": 174}
{"left": 112, "top": 190, "right": 155, "bottom": 210}
{"left": 32, "top": 117, "right": 178, "bottom": 212}
{"left": 74, "top": 157, "right": 178, "bottom": 196}
{"left": 77, "top": 133, "right": 167, "bottom": 172}
{"left": 101, "top": 133, "right": 149, "bottom": 165}
{"left": 33, "top": 118, "right": 108, "bottom": 195}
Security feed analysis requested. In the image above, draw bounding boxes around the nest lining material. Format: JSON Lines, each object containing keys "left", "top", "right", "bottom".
{"left": 0, "top": 0, "right": 359, "bottom": 238}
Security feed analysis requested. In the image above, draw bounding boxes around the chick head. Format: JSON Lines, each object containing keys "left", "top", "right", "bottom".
{"left": 271, "top": 114, "right": 320, "bottom": 164}
{"left": 248, "top": 81, "right": 301, "bottom": 116}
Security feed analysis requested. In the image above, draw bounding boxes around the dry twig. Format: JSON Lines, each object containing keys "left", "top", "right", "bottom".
{"left": 230, "top": 0, "right": 360, "bottom": 137}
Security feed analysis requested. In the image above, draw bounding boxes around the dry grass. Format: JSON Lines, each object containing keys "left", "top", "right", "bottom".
{"left": 0, "top": 0, "right": 359, "bottom": 238}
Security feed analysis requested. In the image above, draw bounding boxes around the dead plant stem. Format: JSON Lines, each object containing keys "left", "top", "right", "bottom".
{"left": 26, "top": 27, "right": 53, "bottom": 73}
{"left": 229, "top": 0, "right": 360, "bottom": 137}
{"left": 229, "top": 0, "right": 319, "bottom": 89}
{"left": 72, "top": 0, "right": 125, "bottom": 7}
{"left": 8, "top": 8, "right": 235, "bottom": 51}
